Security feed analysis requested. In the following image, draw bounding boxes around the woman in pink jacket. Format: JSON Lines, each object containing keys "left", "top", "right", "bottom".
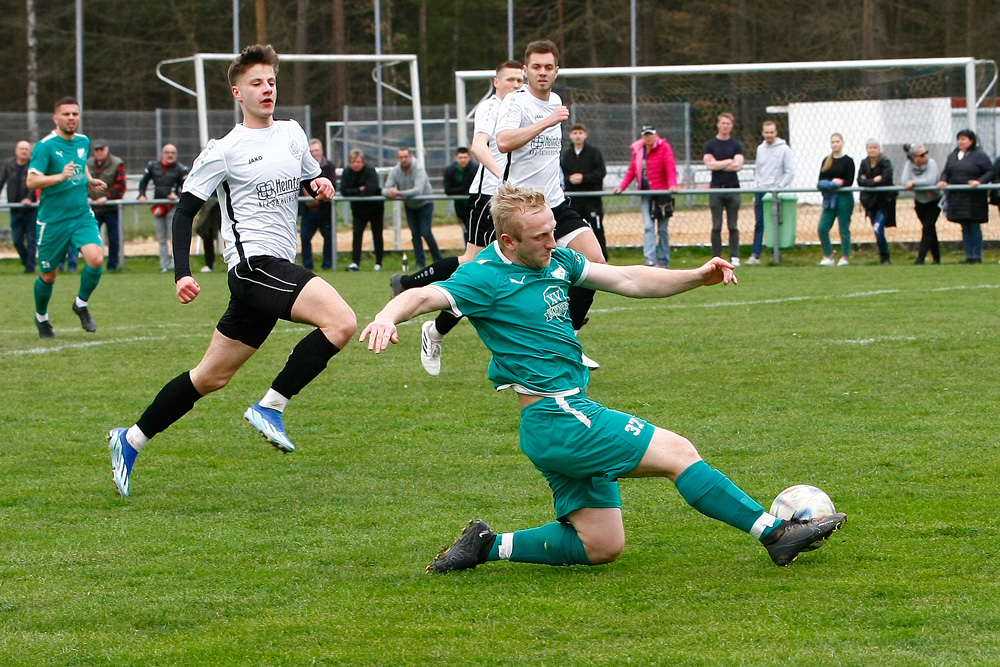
{"left": 615, "top": 125, "right": 678, "bottom": 266}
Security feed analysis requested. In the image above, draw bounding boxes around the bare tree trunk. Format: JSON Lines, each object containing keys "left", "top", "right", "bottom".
{"left": 966, "top": 0, "right": 975, "bottom": 57}
{"left": 26, "top": 0, "right": 38, "bottom": 140}
{"left": 557, "top": 0, "right": 565, "bottom": 60}
{"left": 294, "top": 0, "right": 309, "bottom": 106}
{"left": 331, "top": 0, "right": 346, "bottom": 119}
{"left": 584, "top": 0, "right": 598, "bottom": 67}
{"left": 256, "top": 0, "right": 267, "bottom": 44}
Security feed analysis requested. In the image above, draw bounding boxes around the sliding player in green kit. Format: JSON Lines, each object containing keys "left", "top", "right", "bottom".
{"left": 361, "top": 182, "right": 846, "bottom": 571}
{"left": 27, "top": 97, "right": 108, "bottom": 338}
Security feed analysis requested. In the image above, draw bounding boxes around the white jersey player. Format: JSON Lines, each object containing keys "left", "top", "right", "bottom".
{"left": 106, "top": 45, "right": 357, "bottom": 497}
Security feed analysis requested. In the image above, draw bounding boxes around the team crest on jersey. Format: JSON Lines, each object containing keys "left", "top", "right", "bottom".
{"left": 77, "top": 148, "right": 86, "bottom": 159}
{"left": 542, "top": 285, "right": 569, "bottom": 322}
{"left": 288, "top": 141, "right": 303, "bottom": 160}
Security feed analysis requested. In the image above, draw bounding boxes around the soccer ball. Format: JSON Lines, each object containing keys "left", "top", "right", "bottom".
{"left": 769, "top": 484, "right": 836, "bottom": 521}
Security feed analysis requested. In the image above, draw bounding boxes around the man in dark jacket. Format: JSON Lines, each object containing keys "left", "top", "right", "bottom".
{"left": 0, "top": 140, "right": 37, "bottom": 272}
{"left": 442, "top": 147, "right": 479, "bottom": 245}
{"left": 561, "top": 124, "right": 608, "bottom": 259}
{"left": 138, "top": 144, "right": 189, "bottom": 272}
{"left": 339, "top": 149, "right": 384, "bottom": 271}
{"left": 299, "top": 138, "right": 337, "bottom": 270}
{"left": 87, "top": 139, "right": 127, "bottom": 270}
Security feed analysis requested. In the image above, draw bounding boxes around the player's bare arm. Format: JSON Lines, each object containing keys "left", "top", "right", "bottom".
{"left": 581, "top": 257, "right": 737, "bottom": 298}
{"left": 26, "top": 162, "right": 77, "bottom": 190}
{"left": 496, "top": 106, "right": 569, "bottom": 154}
{"left": 471, "top": 132, "right": 503, "bottom": 179}
{"left": 360, "top": 287, "right": 451, "bottom": 353}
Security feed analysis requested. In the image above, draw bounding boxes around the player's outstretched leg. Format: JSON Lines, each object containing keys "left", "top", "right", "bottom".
{"left": 244, "top": 401, "right": 295, "bottom": 452}
{"left": 420, "top": 320, "right": 443, "bottom": 376}
{"left": 761, "top": 514, "right": 847, "bottom": 566}
{"left": 427, "top": 519, "right": 497, "bottom": 573}
{"left": 107, "top": 427, "right": 138, "bottom": 497}
{"left": 391, "top": 256, "right": 461, "bottom": 297}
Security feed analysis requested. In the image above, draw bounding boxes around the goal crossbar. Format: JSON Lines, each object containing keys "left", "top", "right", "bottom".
{"left": 454, "top": 57, "right": 985, "bottom": 147}
{"left": 157, "top": 53, "right": 424, "bottom": 155}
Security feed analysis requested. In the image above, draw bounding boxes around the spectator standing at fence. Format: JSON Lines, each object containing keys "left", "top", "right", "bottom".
{"left": 1, "top": 140, "right": 37, "bottom": 273}
{"left": 300, "top": 138, "right": 337, "bottom": 271}
{"left": 87, "top": 139, "right": 127, "bottom": 271}
{"left": 443, "top": 147, "right": 479, "bottom": 246}
{"left": 563, "top": 123, "right": 609, "bottom": 260}
{"left": 138, "top": 144, "right": 189, "bottom": 273}
{"left": 340, "top": 149, "right": 385, "bottom": 271}
{"left": 901, "top": 143, "right": 941, "bottom": 265}
{"left": 817, "top": 133, "right": 855, "bottom": 266}
{"left": 749, "top": 121, "right": 794, "bottom": 265}
{"left": 384, "top": 147, "right": 441, "bottom": 271}
{"left": 857, "top": 139, "right": 896, "bottom": 265}
{"left": 703, "top": 112, "right": 744, "bottom": 266}
{"left": 27, "top": 97, "right": 108, "bottom": 338}
{"left": 936, "top": 129, "right": 993, "bottom": 264}
{"left": 614, "top": 124, "right": 677, "bottom": 267}
{"left": 194, "top": 194, "right": 222, "bottom": 272}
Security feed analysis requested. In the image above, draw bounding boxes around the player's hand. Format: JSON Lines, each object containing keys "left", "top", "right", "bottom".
{"left": 61, "top": 163, "right": 77, "bottom": 181}
{"left": 311, "top": 177, "right": 335, "bottom": 201}
{"left": 176, "top": 275, "right": 201, "bottom": 304}
{"left": 697, "top": 257, "right": 738, "bottom": 287}
{"left": 545, "top": 106, "right": 570, "bottom": 127}
{"left": 359, "top": 318, "right": 399, "bottom": 353}
{"left": 88, "top": 179, "right": 108, "bottom": 196}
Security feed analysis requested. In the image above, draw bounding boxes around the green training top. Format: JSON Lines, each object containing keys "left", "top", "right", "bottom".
{"left": 430, "top": 243, "right": 592, "bottom": 396}
{"left": 29, "top": 131, "right": 92, "bottom": 223}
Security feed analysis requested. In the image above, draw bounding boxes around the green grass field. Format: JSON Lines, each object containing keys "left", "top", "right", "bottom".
{"left": 2, "top": 246, "right": 999, "bottom": 666}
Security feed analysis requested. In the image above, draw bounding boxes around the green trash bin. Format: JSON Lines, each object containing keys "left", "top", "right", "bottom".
{"left": 763, "top": 193, "right": 798, "bottom": 250}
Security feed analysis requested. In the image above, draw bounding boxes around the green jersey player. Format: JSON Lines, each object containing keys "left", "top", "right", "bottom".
{"left": 27, "top": 97, "right": 108, "bottom": 338}
{"left": 362, "top": 181, "right": 846, "bottom": 571}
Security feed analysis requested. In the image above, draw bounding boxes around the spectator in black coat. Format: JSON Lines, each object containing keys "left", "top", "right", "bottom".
{"left": 936, "top": 129, "right": 994, "bottom": 263}
{"left": 442, "top": 147, "right": 479, "bottom": 245}
{"left": 298, "top": 138, "right": 337, "bottom": 270}
{"left": 339, "top": 149, "right": 384, "bottom": 271}
{"left": 561, "top": 124, "right": 608, "bottom": 259}
{"left": 857, "top": 139, "right": 896, "bottom": 265}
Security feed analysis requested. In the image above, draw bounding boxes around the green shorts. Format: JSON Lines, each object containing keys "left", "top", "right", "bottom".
{"left": 36, "top": 213, "right": 102, "bottom": 272}
{"left": 519, "top": 394, "right": 654, "bottom": 521}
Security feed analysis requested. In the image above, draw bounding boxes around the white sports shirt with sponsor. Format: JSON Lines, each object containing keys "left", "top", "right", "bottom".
{"left": 182, "top": 119, "right": 321, "bottom": 269}
{"left": 494, "top": 87, "right": 566, "bottom": 206}
{"left": 471, "top": 93, "right": 504, "bottom": 197}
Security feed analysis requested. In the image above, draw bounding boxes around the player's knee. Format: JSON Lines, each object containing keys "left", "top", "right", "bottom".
{"left": 585, "top": 534, "right": 625, "bottom": 565}
{"left": 192, "top": 372, "right": 232, "bottom": 394}
{"left": 324, "top": 310, "right": 357, "bottom": 348}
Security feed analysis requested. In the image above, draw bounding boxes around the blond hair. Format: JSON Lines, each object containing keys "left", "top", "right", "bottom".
{"left": 490, "top": 182, "right": 548, "bottom": 242}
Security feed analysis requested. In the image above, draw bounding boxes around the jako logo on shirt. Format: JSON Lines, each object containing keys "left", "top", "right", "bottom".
{"left": 542, "top": 285, "right": 569, "bottom": 322}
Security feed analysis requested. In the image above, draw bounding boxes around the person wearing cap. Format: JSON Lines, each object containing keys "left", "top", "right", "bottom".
{"left": 615, "top": 125, "right": 678, "bottom": 267}
{"left": 138, "top": 144, "right": 189, "bottom": 272}
{"left": 87, "top": 139, "right": 127, "bottom": 270}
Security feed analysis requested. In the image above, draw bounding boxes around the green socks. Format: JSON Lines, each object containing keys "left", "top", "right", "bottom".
{"left": 34, "top": 277, "right": 54, "bottom": 316}
{"left": 674, "top": 460, "right": 777, "bottom": 540}
{"left": 78, "top": 264, "right": 103, "bottom": 302}
{"left": 486, "top": 521, "right": 591, "bottom": 566}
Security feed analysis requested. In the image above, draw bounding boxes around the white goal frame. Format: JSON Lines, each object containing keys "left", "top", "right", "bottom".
{"left": 454, "top": 57, "right": 990, "bottom": 148}
{"left": 156, "top": 53, "right": 425, "bottom": 156}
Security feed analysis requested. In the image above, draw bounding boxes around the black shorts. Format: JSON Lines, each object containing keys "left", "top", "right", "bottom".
{"left": 466, "top": 192, "right": 497, "bottom": 248}
{"left": 551, "top": 200, "right": 591, "bottom": 244}
{"left": 218, "top": 256, "right": 316, "bottom": 349}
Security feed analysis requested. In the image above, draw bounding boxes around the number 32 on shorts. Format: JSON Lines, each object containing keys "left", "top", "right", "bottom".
{"left": 624, "top": 417, "right": 645, "bottom": 437}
